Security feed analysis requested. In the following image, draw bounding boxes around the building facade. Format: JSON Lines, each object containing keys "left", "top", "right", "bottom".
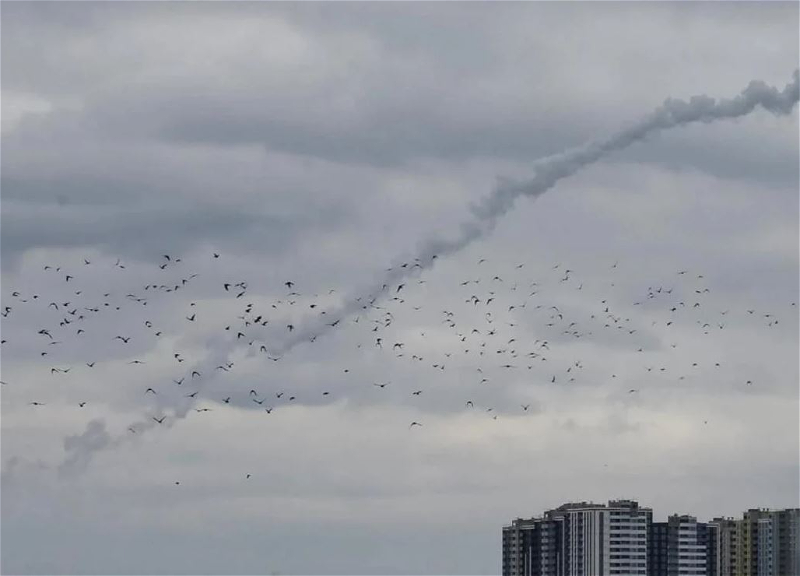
{"left": 502, "top": 500, "right": 651, "bottom": 576}
{"left": 503, "top": 504, "right": 799, "bottom": 576}
{"left": 649, "top": 515, "right": 716, "bottom": 576}
{"left": 709, "top": 518, "right": 738, "bottom": 576}
{"left": 755, "top": 509, "right": 800, "bottom": 576}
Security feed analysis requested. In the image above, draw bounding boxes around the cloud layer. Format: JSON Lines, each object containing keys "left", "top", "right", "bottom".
{"left": 2, "top": 3, "right": 798, "bottom": 574}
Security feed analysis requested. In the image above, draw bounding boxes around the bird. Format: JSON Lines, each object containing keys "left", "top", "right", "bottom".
{"left": 152, "top": 416, "right": 166, "bottom": 424}
{"left": 409, "top": 422, "right": 422, "bottom": 428}
{"left": 145, "top": 388, "right": 157, "bottom": 395}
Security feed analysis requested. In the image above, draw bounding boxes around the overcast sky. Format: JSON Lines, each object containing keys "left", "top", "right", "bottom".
{"left": 1, "top": 3, "right": 798, "bottom": 575}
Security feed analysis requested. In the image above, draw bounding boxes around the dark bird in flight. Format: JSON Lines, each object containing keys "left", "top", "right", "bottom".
{"left": 152, "top": 416, "right": 166, "bottom": 424}
{"left": 409, "top": 422, "right": 422, "bottom": 428}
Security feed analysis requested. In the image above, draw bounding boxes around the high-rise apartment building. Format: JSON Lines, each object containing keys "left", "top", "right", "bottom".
{"left": 650, "top": 515, "right": 716, "bottom": 576}
{"left": 503, "top": 516, "right": 562, "bottom": 576}
{"left": 709, "top": 518, "right": 738, "bottom": 576}
{"left": 503, "top": 504, "right": 798, "bottom": 576}
{"left": 736, "top": 509, "right": 761, "bottom": 576}
{"left": 755, "top": 508, "right": 800, "bottom": 576}
{"left": 502, "top": 499, "right": 651, "bottom": 576}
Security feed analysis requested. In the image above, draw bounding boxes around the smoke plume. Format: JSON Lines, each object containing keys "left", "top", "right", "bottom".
{"left": 55, "top": 71, "right": 800, "bottom": 474}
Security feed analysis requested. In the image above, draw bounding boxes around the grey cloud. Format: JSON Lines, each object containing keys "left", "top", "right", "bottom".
{"left": 2, "top": 3, "right": 798, "bottom": 574}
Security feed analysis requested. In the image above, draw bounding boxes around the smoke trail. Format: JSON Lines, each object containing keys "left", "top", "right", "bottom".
{"left": 58, "top": 419, "right": 120, "bottom": 477}
{"left": 262, "top": 70, "right": 800, "bottom": 354}
{"left": 56, "top": 71, "right": 799, "bottom": 474}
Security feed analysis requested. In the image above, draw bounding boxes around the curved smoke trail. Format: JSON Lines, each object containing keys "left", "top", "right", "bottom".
{"left": 58, "top": 71, "right": 799, "bottom": 475}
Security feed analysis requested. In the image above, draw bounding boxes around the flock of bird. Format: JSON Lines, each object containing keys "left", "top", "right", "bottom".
{"left": 1, "top": 249, "right": 795, "bottom": 482}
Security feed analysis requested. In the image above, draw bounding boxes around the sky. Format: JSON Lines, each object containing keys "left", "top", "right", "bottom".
{"left": 1, "top": 3, "right": 799, "bottom": 575}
